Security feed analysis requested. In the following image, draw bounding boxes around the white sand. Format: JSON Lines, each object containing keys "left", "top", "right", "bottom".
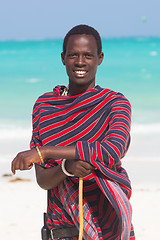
{"left": 0, "top": 179, "right": 46, "bottom": 240}
{"left": 0, "top": 166, "right": 160, "bottom": 240}
{"left": 131, "top": 185, "right": 160, "bottom": 240}
{"left": 1, "top": 129, "right": 160, "bottom": 239}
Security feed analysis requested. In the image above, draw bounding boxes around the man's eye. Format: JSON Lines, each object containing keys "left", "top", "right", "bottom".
{"left": 68, "top": 53, "right": 77, "bottom": 58}
{"left": 85, "top": 54, "right": 93, "bottom": 59}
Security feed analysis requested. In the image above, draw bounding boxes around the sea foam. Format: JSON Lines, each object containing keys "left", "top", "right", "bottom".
{"left": 26, "top": 78, "right": 40, "bottom": 83}
{"left": 131, "top": 123, "right": 160, "bottom": 134}
{"left": 0, "top": 126, "right": 32, "bottom": 140}
{"left": 0, "top": 122, "right": 160, "bottom": 141}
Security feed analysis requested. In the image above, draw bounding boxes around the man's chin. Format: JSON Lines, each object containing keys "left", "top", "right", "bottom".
{"left": 69, "top": 78, "right": 88, "bottom": 85}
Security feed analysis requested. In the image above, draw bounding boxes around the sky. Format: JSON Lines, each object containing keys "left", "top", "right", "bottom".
{"left": 0, "top": 0, "right": 159, "bottom": 40}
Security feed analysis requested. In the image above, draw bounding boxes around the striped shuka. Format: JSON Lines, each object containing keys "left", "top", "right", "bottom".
{"left": 30, "top": 85, "right": 135, "bottom": 240}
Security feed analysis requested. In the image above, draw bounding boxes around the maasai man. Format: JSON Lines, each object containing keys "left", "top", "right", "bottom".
{"left": 11, "top": 25, "right": 135, "bottom": 240}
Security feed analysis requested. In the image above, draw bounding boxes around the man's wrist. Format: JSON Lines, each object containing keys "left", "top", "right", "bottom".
{"left": 65, "top": 159, "right": 75, "bottom": 174}
{"left": 40, "top": 146, "right": 51, "bottom": 159}
{"left": 61, "top": 159, "right": 74, "bottom": 177}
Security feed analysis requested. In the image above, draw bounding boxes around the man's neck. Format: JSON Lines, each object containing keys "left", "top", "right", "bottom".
{"left": 68, "top": 81, "right": 96, "bottom": 96}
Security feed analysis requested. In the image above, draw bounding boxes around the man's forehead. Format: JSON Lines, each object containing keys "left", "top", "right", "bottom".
{"left": 66, "top": 34, "right": 97, "bottom": 51}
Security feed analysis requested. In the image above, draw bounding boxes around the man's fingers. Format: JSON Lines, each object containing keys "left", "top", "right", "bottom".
{"left": 11, "top": 153, "right": 32, "bottom": 174}
{"left": 11, "top": 157, "right": 17, "bottom": 174}
{"left": 73, "top": 164, "right": 92, "bottom": 177}
{"left": 78, "top": 161, "right": 94, "bottom": 171}
{"left": 23, "top": 159, "right": 33, "bottom": 170}
{"left": 78, "top": 168, "right": 91, "bottom": 175}
{"left": 19, "top": 158, "right": 25, "bottom": 170}
{"left": 28, "top": 163, "right": 34, "bottom": 170}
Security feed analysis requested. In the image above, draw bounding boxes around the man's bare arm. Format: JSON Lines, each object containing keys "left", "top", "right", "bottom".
{"left": 35, "top": 164, "right": 67, "bottom": 190}
{"left": 11, "top": 145, "right": 95, "bottom": 189}
{"left": 35, "top": 159, "right": 94, "bottom": 190}
{"left": 11, "top": 146, "right": 76, "bottom": 174}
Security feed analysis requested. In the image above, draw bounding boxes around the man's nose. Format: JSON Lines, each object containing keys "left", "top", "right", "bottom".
{"left": 74, "top": 55, "right": 86, "bottom": 67}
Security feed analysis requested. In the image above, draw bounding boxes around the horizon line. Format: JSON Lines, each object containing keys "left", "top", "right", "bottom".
{"left": 0, "top": 35, "right": 160, "bottom": 42}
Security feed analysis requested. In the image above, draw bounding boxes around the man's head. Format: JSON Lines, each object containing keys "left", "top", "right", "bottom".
{"left": 63, "top": 24, "right": 102, "bottom": 55}
{"left": 61, "top": 25, "right": 104, "bottom": 92}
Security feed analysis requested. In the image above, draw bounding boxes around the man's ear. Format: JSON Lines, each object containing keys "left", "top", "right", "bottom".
{"left": 98, "top": 52, "right": 104, "bottom": 66}
{"left": 61, "top": 52, "right": 65, "bottom": 65}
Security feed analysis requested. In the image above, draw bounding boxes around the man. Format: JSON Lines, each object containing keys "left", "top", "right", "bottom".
{"left": 12, "top": 25, "right": 135, "bottom": 239}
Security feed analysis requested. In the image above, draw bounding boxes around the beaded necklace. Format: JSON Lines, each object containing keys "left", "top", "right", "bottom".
{"left": 61, "top": 87, "right": 68, "bottom": 96}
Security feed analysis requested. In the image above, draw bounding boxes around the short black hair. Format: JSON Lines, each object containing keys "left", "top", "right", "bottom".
{"left": 63, "top": 24, "right": 102, "bottom": 55}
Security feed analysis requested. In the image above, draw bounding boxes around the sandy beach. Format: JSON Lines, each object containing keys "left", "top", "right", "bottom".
{"left": 1, "top": 157, "right": 160, "bottom": 240}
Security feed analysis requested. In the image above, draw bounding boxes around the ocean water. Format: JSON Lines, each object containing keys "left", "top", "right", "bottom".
{"left": 0, "top": 37, "right": 160, "bottom": 167}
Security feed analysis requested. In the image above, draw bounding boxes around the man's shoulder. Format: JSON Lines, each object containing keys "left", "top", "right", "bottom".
{"left": 32, "top": 91, "right": 57, "bottom": 112}
{"left": 98, "top": 86, "right": 131, "bottom": 108}
{"left": 35, "top": 91, "right": 57, "bottom": 103}
{"left": 99, "top": 87, "right": 126, "bottom": 99}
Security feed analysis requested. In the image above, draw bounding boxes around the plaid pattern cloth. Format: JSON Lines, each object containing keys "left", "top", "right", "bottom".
{"left": 30, "top": 85, "right": 135, "bottom": 240}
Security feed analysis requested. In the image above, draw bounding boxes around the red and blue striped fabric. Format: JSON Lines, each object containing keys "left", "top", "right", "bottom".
{"left": 30, "top": 85, "right": 135, "bottom": 240}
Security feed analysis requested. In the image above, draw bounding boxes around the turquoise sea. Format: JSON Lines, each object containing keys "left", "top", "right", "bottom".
{"left": 0, "top": 38, "right": 160, "bottom": 165}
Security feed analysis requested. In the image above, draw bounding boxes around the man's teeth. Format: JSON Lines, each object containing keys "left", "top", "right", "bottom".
{"left": 75, "top": 71, "right": 86, "bottom": 74}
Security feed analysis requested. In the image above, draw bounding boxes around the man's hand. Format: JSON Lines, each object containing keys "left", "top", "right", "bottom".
{"left": 65, "top": 159, "right": 95, "bottom": 178}
{"left": 11, "top": 149, "right": 39, "bottom": 174}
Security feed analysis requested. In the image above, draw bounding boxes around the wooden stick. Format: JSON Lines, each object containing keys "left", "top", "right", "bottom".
{"left": 78, "top": 177, "right": 83, "bottom": 240}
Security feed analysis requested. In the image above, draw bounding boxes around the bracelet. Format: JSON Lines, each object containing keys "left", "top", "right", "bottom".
{"left": 36, "top": 146, "right": 44, "bottom": 163}
{"left": 61, "top": 159, "right": 74, "bottom": 177}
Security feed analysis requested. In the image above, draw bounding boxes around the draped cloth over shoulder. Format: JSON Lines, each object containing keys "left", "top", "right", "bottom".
{"left": 30, "top": 85, "right": 135, "bottom": 240}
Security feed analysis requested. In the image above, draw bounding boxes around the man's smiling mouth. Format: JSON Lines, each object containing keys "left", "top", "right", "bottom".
{"left": 73, "top": 70, "right": 88, "bottom": 76}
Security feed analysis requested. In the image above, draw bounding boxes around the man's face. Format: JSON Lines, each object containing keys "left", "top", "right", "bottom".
{"left": 61, "top": 34, "right": 103, "bottom": 87}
